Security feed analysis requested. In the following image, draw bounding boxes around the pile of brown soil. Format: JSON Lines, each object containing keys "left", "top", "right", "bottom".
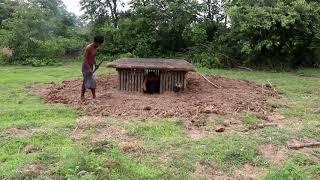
{"left": 34, "top": 73, "right": 277, "bottom": 118}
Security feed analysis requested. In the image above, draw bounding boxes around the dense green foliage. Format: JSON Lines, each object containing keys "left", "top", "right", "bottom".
{"left": 0, "top": 0, "right": 85, "bottom": 66}
{"left": 1, "top": 0, "right": 320, "bottom": 68}
{"left": 228, "top": 0, "right": 320, "bottom": 68}
{"left": 78, "top": 0, "right": 320, "bottom": 68}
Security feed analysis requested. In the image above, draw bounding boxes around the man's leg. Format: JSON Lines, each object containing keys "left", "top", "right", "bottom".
{"left": 81, "top": 82, "right": 86, "bottom": 100}
{"left": 91, "top": 88, "right": 96, "bottom": 99}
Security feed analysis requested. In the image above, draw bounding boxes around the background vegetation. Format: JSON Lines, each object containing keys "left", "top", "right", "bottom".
{"left": 1, "top": 0, "right": 320, "bottom": 68}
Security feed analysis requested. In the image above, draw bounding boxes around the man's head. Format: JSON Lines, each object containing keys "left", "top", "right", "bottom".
{"left": 93, "top": 35, "right": 104, "bottom": 47}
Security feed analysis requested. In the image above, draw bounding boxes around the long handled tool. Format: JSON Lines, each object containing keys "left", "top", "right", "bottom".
{"left": 77, "top": 58, "right": 108, "bottom": 89}
{"left": 93, "top": 57, "right": 108, "bottom": 74}
{"left": 84, "top": 58, "right": 108, "bottom": 89}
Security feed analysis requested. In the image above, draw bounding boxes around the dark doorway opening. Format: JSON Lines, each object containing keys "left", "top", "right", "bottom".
{"left": 143, "top": 70, "right": 160, "bottom": 94}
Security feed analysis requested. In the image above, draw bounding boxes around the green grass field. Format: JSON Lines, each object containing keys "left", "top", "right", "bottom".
{"left": 0, "top": 61, "right": 319, "bottom": 179}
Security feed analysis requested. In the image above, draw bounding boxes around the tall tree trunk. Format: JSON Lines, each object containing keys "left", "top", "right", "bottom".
{"left": 105, "top": 0, "right": 118, "bottom": 27}
{"left": 207, "top": 0, "right": 213, "bottom": 21}
{"left": 112, "top": 0, "right": 118, "bottom": 27}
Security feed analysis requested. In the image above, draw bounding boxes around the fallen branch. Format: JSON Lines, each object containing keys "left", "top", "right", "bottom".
{"left": 267, "top": 80, "right": 273, "bottom": 87}
{"left": 288, "top": 142, "right": 320, "bottom": 150}
{"left": 249, "top": 123, "right": 278, "bottom": 130}
{"left": 237, "top": 66, "right": 253, "bottom": 71}
{"left": 197, "top": 72, "right": 219, "bottom": 88}
{"left": 72, "top": 125, "right": 79, "bottom": 136}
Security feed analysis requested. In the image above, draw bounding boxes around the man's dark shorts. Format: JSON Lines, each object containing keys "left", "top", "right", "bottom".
{"left": 82, "top": 63, "right": 96, "bottom": 89}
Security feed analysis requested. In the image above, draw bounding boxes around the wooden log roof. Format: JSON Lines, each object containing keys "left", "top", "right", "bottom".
{"left": 107, "top": 58, "right": 196, "bottom": 72}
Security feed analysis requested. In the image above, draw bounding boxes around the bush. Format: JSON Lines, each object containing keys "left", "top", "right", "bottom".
{"left": 187, "top": 46, "right": 224, "bottom": 68}
{"left": 63, "top": 38, "right": 85, "bottom": 56}
{"left": 35, "top": 38, "right": 65, "bottom": 58}
{"left": 183, "top": 25, "right": 208, "bottom": 46}
{"left": 227, "top": 0, "right": 320, "bottom": 68}
{"left": 25, "top": 58, "right": 61, "bottom": 67}
{"left": 0, "top": 54, "right": 7, "bottom": 64}
{"left": 0, "top": 48, "right": 13, "bottom": 64}
{"left": 119, "top": 52, "right": 137, "bottom": 58}
{"left": 133, "top": 43, "right": 153, "bottom": 57}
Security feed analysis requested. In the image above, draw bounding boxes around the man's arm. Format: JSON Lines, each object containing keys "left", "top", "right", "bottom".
{"left": 84, "top": 48, "right": 93, "bottom": 74}
{"left": 143, "top": 79, "right": 147, "bottom": 92}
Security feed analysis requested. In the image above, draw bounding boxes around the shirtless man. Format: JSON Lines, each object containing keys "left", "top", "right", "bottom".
{"left": 81, "top": 35, "right": 104, "bottom": 100}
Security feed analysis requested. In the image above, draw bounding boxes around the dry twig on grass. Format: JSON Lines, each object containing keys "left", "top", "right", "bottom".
{"left": 287, "top": 142, "right": 320, "bottom": 150}
{"left": 72, "top": 126, "right": 79, "bottom": 136}
{"left": 237, "top": 66, "right": 253, "bottom": 71}
{"left": 197, "top": 72, "right": 219, "bottom": 88}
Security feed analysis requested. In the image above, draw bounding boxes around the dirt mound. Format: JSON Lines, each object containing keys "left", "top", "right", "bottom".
{"left": 6, "top": 128, "right": 33, "bottom": 137}
{"left": 35, "top": 73, "right": 277, "bottom": 118}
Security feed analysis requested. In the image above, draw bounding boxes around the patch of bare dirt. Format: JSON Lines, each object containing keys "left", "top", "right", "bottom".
{"left": 193, "top": 163, "right": 265, "bottom": 180}
{"left": 234, "top": 164, "right": 266, "bottom": 180}
{"left": 297, "top": 148, "right": 320, "bottom": 161}
{"left": 158, "top": 153, "right": 170, "bottom": 163}
{"left": 192, "top": 162, "right": 225, "bottom": 179}
{"left": 186, "top": 114, "right": 249, "bottom": 140}
{"left": 22, "top": 163, "right": 46, "bottom": 178}
{"left": 260, "top": 144, "right": 288, "bottom": 164}
{"left": 187, "top": 129, "right": 210, "bottom": 140}
{"left": 21, "top": 144, "right": 40, "bottom": 154}
{"left": 118, "top": 140, "right": 144, "bottom": 152}
{"left": 264, "top": 113, "right": 286, "bottom": 122}
{"left": 30, "top": 82, "right": 56, "bottom": 96}
{"left": 72, "top": 116, "right": 127, "bottom": 143}
{"left": 34, "top": 73, "right": 277, "bottom": 119}
{"left": 6, "top": 128, "right": 33, "bottom": 137}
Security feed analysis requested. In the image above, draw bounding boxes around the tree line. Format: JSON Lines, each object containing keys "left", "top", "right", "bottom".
{"left": 1, "top": 0, "right": 320, "bottom": 69}
{"left": 0, "top": 0, "right": 85, "bottom": 66}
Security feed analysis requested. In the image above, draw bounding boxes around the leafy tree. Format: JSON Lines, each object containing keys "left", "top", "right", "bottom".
{"left": 0, "top": 0, "right": 84, "bottom": 65}
{"left": 0, "top": 0, "right": 20, "bottom": 26}
{"left": 227, "top": 0, "right": 320, "bottom": 68}
{"left": 80, "top": 0, "right": 121, "bottom": 27}
{"left": 201, "top": 0, "right": 226, "bottom": 23}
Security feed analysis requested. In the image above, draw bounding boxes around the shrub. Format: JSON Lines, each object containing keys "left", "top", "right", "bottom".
{"left": 25, "top": 58, "right": 61, "bottom": 67}
{"left": 187, "top": 46, "right": 224, "bottom": 68}
{"left": 36, "top": 38, "right": 66, "bottom": 58}
{"left": 183, "top": 25, "right": 208, "bottom": 46}
{"left": 64, "top": 38, "right": 85, "bottom": 56}
{"left": 0, "top": 53, "right": 7, "bottom": 64}
{"left": 0, "top": 48, "right": 13, "bottom": 64}
{"left": 119, "top": 52, "right": 137, "bottom": 58}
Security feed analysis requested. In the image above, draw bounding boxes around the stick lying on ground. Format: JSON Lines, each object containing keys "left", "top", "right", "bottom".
{"left": 197, "top": 72, "right": 219, "bottom": 88}
{"left": 288, "top": 142, "right": 320, "bottom": 150}
{"left": 237, "top": 66, "right": 253, "bottom": 71}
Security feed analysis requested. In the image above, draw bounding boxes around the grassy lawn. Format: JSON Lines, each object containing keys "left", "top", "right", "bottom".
{"left": 0, "top": 61, "right": 319, "bottom": 179}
